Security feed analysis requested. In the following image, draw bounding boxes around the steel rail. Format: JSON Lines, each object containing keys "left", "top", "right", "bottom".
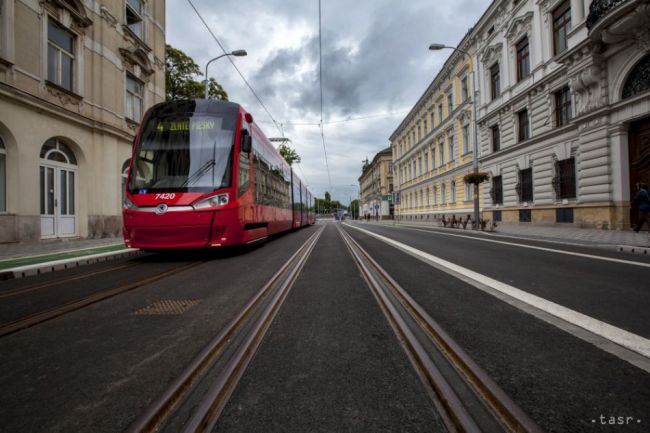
{"left": 0, "top": 262, "right": 139, "bottom": 300}
{"left": 0, "top": 261, "right": 203, "bottom": 338}
{"left": 126, "top": 226, "right": 325, "bottom": 433}
{"left": 337, "top": 225, "right": 543, "bottom": 433}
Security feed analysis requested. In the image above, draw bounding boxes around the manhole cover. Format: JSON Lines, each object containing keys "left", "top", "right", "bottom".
{"left": 134, "top": 299, "right": 201, "bottom": 315}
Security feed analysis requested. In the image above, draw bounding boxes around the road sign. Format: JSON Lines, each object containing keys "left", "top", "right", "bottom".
{"left": 382, "top": 195, "right": 392, "bottom": 202}
{"left": 374, "top": 204, "right": 379, "bottom": 210}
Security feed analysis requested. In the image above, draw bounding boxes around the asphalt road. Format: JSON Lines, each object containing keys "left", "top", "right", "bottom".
{"left": 341, "top": 222, "right": 650, "bottom": 433}
{"left": 1, "top": 220, "right": 648, "bottom": 433}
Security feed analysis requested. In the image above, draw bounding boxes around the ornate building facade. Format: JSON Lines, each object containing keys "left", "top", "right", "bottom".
{"left": 390, "top": 33, "right": 484, "bottom": 223}
{"left": 474, "top": 0, "right": 650, "bottom": 229}
{"left": 0, "top": 0, "right": 165, "bottom": 242}
{"left": 359, "top": 147, "right": 393, "bottom": 219}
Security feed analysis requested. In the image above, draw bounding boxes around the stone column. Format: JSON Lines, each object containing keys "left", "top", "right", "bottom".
{"left": 608, "top": 124, "right": 631, "bottom": 230}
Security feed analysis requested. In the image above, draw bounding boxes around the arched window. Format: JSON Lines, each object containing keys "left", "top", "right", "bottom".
{"left": 622, "top": 55, "right": 650, "bottom": 100}
{"left": 0, "top": 137, "right": 6, "bottom": 212}
{"left": 40, "top": 139, "right": 77, "bottom": 165}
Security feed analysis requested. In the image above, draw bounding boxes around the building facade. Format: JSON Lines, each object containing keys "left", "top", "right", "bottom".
{"left": 359, "top": 147, "right": 393, "bottom": 219}
{"left": 0, "top": 0, "right": 165, "bottom": 243}
{"left": 474, "top": 0, "right": 650, "bottom": 229}
{"left": 391, "top": 34, "right": 484, "bottom": 224}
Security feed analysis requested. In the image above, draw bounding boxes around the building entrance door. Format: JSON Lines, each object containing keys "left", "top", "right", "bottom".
{"left": 629, "top": 118, "right": 650, "bottom": 227}
{"left": 39, "top": 139, "right": 78, "bottom": 239}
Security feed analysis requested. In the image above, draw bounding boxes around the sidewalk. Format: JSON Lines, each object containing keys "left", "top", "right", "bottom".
{"left": 0, "top": 237, "right": 131, "bottom": 274}
{"left": 362, "top": 220, "right": 650, "bottom": 250}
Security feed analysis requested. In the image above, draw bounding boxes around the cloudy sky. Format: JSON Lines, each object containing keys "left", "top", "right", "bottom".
{"left": 167, "top": 0, "right": 491, "bottom": 203}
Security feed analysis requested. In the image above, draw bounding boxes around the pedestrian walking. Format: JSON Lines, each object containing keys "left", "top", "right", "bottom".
{"left": 631, "top": 182, "right": 650, "bottom": 238}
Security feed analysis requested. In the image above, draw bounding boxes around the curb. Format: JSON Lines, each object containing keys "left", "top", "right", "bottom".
{"left": 616, "top": 245, "right": 649, "bottom": 255}
{"left": 0, "top": 248, "right": 142, "bottom": 280}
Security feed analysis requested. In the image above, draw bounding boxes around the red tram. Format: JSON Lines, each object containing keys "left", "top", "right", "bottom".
{"left": 122, "top": 99, "right": 314, "bottom": 249}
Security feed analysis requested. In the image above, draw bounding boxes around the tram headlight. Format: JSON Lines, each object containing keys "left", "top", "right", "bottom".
{"left": 193, "top": 193, "right": 229, "bottom": 210}
{"left": 123, "top": 197, "right": 138, "bottom": 210}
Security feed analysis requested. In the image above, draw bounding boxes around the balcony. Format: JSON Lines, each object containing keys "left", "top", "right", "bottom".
{"left": 587, "top": 0, "right": 650, "bottom": 46}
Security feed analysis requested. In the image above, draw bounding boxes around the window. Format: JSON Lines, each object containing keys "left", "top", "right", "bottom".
{"left": 48, "top": 20, "right": 75, "bottom": 91}
{"left": 448, "top": 135, "right": 455, "bottom": 162}
{"left": 433, "top": 186, "right": 438, "bottom": 205}
{"left": 464, "top": 182, "right": 472, "bottom": 202}
{"left": 126, "top": 74, "right": 144, "bottom": 121}
{"left": 518, "top": 168, "right": 533, "bottom": 202}
{"left": 518, "top": 109, "right": 530, "bottom": 142}
{"left": 450, "top": 180, "right": 456, "bottom": 202}
{"left": 462, "top": 125, "right": 469, "bottom": 154}
{"left": 461, "top": 76, "right": 469, "bottom": 101}
{"left": 553, "top": 1, "right": 571, "bottom": 55}
{"left": 490, "top": 63, "right": 500, "bottom": 100}
{"left": 418, "top": 157, "right": 422, "bottom": 176}
{"left": 555, "top": 86, "right": 572, "bottom": 126}
{"left": 447, "top": 93, "right": 453, "bottom": 115}
{"left": 0, "top": 137, "right": 5, "bottom": 212}
{"left": 431, "top": 144, "right": 436, "bottom": 168}
{"left": 430, "top": 111, "right": 435, "bottom": 129}
{"left": 491, "top": 125, "right": 500, "bottom": 152}
{"left": 491, "top": 175, "right": 503, "bottom": 205}
{"left": 126, "top": 0, "right": 144, "bottom": 40}
{"left": 519, "top": 209, "right": 532, "bottom": 222}
{"left": 438, "top": 103, "right": 443, "bottom": 123}
{"left": 419, "top": 190, "right": 423, "bottom": 207}
{"left": 439, "top": 138, "right": 445, "bottom": 165}
{"left": 441, "top": 183, "right": 447, "bottom": 204}
{"left": 553, "top": 157, "right": 576, "bottom": 199}
{"left": 424, "top": 118, "right": 428, "bottom": 134}
{"left": 426, "top": 188, "right": 430, "bottom": 206}
{"left": 424, "top": 151, "right": 428, "bottom": 172}
{"left": 516, "top": 38, "right": 530, "bottom": 81}
{"left": 556, "top": 207, "right": 574, "bottom": 223}
{"left": 417, "top": 125, "right": 421, "bottom": 141}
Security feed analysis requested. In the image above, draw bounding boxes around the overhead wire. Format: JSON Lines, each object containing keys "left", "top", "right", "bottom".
{"left": 186, "top": 0, "right": 283, "bottom": 136}
{"left": 318, "top": 0, "right": 333, "bottom": 192}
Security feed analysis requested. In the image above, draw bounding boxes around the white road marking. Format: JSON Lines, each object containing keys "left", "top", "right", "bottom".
{"left": 374, "top": 223, "right": 650, "bottom": 268}
{"left": 345, "top": 224, "right": 650, "bottom": 360}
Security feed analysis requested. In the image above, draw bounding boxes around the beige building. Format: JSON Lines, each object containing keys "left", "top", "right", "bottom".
{"left": 474, "top": 0, "right": 650, "bottom": 229}
{"left": 359, "top": 147, "right": 393, "bottom": 219}
{"left": 0, "top": 0, "right": 165, "bottom": 243}
{"left": 391, "top": 33, "right": 485, "bottom": 224}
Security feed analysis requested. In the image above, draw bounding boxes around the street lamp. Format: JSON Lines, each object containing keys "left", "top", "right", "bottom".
{"left": 204, "top": 50, "right": 247, "bottom": 99}
{"left": 429, "top": 43, "right": 480, "bottom": 229}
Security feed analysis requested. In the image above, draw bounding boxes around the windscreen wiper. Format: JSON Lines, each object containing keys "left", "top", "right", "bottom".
{"left": 180, "top": 159, "right": 216, "bottom": 187}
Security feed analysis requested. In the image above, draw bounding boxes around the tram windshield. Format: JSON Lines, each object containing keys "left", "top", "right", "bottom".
{"left": 128, "top": 113, "right": 237, "bottom": 193}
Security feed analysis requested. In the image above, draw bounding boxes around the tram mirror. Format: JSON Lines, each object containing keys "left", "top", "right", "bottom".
{"left": 241, "top": 130, "right": 252, "bottom": 153}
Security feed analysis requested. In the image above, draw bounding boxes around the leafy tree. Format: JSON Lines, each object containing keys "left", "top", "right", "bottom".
{"left": 278, "top": 143, "right": 301, "bottom": 166}
{"left": 165, "top": 44, "right": 228, "bottom": 101}
{"left": 325, "top": 192, "right": 331, "bottom": 202}
{"left": 349, "top": 199, "right": 359, "bottom": 219}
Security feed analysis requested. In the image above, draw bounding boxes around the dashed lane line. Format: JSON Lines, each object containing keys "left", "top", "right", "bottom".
{"left": 345, "top": 223, "right": 650, "bottom": 364}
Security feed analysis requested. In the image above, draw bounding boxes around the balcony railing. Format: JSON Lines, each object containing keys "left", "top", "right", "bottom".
{"left": 586, "top": 0, "right": 630, "bottom": 29}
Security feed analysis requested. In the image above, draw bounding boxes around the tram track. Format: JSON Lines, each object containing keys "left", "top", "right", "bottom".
{"left": 0, "top": 262, "right": 140, "bottom": 300}
{"left": 126, "top": 225, "right": 324, "bottom": 433}
{"left": 337, "top": 224, "right": 543, "bottom": 433}
{"left": 0, "top": 261, "right": 204, "bottom": 338}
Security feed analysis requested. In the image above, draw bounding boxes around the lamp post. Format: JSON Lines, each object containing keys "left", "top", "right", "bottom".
{"left": 429, "top": 43, "right": 480, "bottom": 229}
{"left": 204, "top": 50, "right": 247, "bottom": 99}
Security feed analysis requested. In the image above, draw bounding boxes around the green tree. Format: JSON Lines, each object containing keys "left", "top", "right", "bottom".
{"left": 349, "top": 199, "right": 359, "bottom": 219}
{"left": 278, "top": 143, "right": 301, "bottom": 166}
{"left": 165, "top": 44, "right": 228, "bottom": 101}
